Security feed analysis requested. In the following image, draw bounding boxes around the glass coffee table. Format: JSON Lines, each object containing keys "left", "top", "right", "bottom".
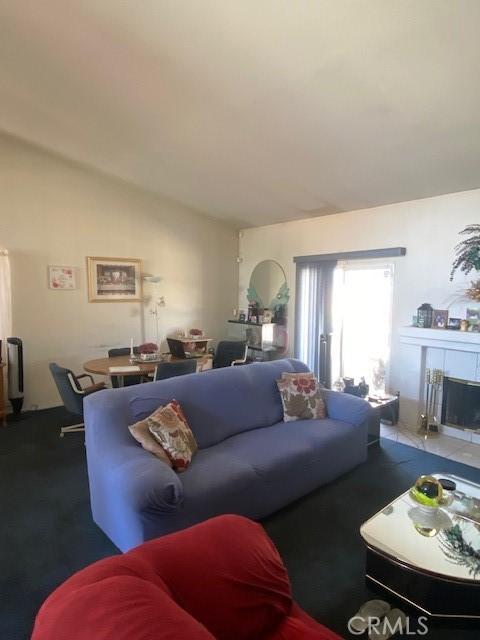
{"left": 360, "top": 473, "right": 480, "bottom": 619}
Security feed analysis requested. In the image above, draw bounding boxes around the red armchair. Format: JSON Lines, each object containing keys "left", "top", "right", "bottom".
{"left": 32, "top": 515, "right": 341, "bottom": 640}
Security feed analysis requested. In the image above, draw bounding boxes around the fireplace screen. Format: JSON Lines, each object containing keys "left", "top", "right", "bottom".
{"left": 441, "top": 377, "right": 480, "bottom": 431}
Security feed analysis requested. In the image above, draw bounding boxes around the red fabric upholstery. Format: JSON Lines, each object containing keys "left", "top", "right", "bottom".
{"left": 32, "top": 515, "right": 342, "bottom": 640}
{"left": 267, "top": 604, "right": 341, "bottom": 639}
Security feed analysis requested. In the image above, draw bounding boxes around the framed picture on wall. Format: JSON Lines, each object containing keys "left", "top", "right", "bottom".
{"left": 86, "top": 257, "right": 143, "bottom": 302}
{"left": 48, "top": 265, "right": 76, "bottom": 290}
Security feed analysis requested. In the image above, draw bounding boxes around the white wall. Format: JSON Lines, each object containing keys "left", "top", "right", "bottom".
{"left": 239, "top": 189, "right": 480, "bottom": 426}
{"left": 0, "top": 133, "right": 238, "bottom": 409}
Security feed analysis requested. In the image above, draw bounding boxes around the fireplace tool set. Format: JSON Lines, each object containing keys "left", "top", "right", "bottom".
{"left": 418, "top": 368, "right": 443, "bottom": 439}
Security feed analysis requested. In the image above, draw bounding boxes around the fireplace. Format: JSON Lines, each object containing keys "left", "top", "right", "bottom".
{"left": 398, "top": 327, "right": 480, "bottom": 441}
{"left": 441, "top": 376, "right": 480, "bottom": 431}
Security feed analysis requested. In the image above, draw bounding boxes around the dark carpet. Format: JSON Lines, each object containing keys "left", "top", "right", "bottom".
{"left": 1, "top": 408, "right": 479, "bottom": 640}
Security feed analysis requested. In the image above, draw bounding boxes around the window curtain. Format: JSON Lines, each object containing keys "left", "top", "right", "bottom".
{"left": 294, "top": 260, "right": 336, "bottom": 386}
{"left": 0, "top": 249, "right": 12, "bottom": 361}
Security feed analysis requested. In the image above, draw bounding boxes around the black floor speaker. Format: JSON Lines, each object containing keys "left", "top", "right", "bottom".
{"left": 7, "top": 337, "right": 24, "bottom": 415}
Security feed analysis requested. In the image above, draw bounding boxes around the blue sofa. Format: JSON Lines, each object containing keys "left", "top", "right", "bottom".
{"left": 84, "top": 358, "right": 370, "bottom": 551}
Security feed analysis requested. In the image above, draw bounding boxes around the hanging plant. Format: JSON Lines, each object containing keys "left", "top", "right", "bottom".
{"left": 450, "top": 224, "right": 480, "bottom": 280}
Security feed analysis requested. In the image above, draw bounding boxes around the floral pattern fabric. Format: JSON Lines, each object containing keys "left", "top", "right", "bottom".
{"left": 128, "top": 419, "right": 173, "bottom": 467}
{"left": 276, "top": 372, "right": 326, "bottom": 422}
{"left": 147, "top": 399, "right": 198, "bottom": 471}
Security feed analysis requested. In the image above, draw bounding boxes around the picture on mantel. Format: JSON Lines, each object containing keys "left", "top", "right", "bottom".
{"left": 433, "top": 310, "right": 448, "bottom": 329}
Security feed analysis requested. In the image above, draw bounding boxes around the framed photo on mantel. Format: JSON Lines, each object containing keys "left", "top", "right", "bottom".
{"left": 87, "top": 257, "right": 143, "bottom": 302}
{"left": 432, "top": 309, "right": 448, "bottom": 329}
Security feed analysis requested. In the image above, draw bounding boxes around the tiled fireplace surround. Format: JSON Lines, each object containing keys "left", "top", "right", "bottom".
{"left": 398, "top": 328, "right": 480, "bottom": 445}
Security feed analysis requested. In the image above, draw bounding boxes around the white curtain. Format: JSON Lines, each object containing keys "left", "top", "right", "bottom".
{"left": 0, "top": 249, "right": 12, "bottom": 360}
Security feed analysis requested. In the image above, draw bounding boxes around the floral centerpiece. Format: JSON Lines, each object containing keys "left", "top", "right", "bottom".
{"left": 138, "top": 343, "right": 158, "bottom": 354}
{"left": 137, "top": 342, "right": 160, "bottom": 362}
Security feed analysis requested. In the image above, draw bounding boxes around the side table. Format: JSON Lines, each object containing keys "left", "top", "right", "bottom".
{"left": 367, "top": 394, "right": 400, "bottom": 443}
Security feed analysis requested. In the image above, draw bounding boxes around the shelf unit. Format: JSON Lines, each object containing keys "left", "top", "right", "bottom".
{"left": 227, "top": 320, "right": 285, "bottom": 359}
{"left": 228, "top": 319, "right": 269, "bottom": 326}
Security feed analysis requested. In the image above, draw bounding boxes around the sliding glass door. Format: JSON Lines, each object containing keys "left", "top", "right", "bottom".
{"left": 331, "top": 261, "right": 394, "bottom": 393}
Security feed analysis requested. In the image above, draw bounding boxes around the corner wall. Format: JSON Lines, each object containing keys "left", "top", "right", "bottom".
{"left": 0, "top": 133, "right": 238, "bottom": 409}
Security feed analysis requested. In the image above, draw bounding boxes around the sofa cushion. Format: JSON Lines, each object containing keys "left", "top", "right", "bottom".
{"left": 126, "top": 359, "right": 310, "bottom": 448}
{"left": 276, "top": 373, "right": 326, "bottom": 422}
{"left": 179, "top": 447, "right": 259, "bottom": 519}
{"left": 147, "top": 400, "right": 198, "bottom": 471}
{"left": 177, "top": 417, "right": 364, "bottom": 529}
{"left": 210, "top": 418, "right": 354, "bottom": 481}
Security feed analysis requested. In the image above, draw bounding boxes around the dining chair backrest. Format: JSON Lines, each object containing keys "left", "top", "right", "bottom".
{"left": 213, "top": 341, "right": 248, "bottom": 369}
{"left": 107, "top": 347, "right": 142, "bottom": 387}
{"left": 49, "top": 363, "right": 84, "bottom": 417}
{"left": 108, "top": 346, "right": 140, "bottom": 358}
{"left": 154, "top": 360, "right": 197, "bottom": 381}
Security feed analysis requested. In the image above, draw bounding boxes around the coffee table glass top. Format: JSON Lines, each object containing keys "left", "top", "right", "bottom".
{"left": 360, "top": 473, "right": 480, "bottom": 583}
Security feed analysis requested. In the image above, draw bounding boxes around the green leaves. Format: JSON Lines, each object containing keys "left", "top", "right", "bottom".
{"left": 450, "top": 224, "right": 480, "bottom": 281}
{"left": 439, "top": 524, "right": 480, "bottom": 579}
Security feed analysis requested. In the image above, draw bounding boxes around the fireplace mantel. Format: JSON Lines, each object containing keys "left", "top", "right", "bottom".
{"left": 399, "top": 327, "right": 480, "bottom": 354}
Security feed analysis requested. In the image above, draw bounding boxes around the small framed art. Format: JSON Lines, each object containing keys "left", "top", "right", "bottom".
{"left": 48, "top": 266, "right": 76, "bottom": 290}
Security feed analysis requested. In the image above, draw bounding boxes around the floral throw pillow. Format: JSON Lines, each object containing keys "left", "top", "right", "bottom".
{"left": 128, "top": 419, "right": 173, "bottom": 467}
{"left": 276, "top": 373, "right": 326, "bottom": 422}
{"left": 280, "top": 371, "right": 315, "bottom": 381}
{"left": 147, "top": 400, "right": 198, "bottom": 471}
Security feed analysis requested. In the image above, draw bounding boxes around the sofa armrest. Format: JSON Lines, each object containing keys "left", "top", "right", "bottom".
{"left": 108, "top": 451, "right": 184, "bottom": 514}
{"left": 323, "top": 389, "right": 371, "bottom": 427}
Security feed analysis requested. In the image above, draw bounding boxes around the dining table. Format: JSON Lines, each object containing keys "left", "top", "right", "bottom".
{"left": 83, "top": 353, "right": 212, "bottom": 383}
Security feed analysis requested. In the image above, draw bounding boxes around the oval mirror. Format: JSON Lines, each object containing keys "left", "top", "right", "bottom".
{"left": 247, "top": 260, "right": 289, "bottom": 310}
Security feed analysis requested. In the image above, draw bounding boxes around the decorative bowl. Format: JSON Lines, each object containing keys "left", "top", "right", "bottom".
{"left": 409, "top": 475, "right": 443, "bottom": 508}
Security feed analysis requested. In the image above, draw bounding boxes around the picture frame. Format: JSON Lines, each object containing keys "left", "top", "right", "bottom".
{"left": 86, "top": 257, "right": 142, "bottom": 302}
{"left": 447, "top": 317, "right": 461, "bottom": 330}
{"left": 432, "top": 309, "right": 448, "bottom": 329}
{"left": 262, "top": 309, "right": 273, "bottom": 323}
{"left": 466, "top": 308, "right": 480, "bottom": 326}
{"left": 48, "top": 265, "right": 76, "bottom": 290}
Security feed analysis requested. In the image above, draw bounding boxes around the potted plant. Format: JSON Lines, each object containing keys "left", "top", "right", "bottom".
{"left": 450, "top": 224, "right": 480, "bottom": 302}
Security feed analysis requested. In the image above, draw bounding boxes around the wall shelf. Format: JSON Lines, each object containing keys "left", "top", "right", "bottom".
{"left": 227, "top": 320, "right": 286, "bottom": 356}
{"left": 228, "top": 319, "right": 263, "bottom": 326}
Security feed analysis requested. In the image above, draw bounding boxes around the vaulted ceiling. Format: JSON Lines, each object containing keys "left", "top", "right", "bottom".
{"left": 1, "top": 1, "right": 480, "bottom": 227}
